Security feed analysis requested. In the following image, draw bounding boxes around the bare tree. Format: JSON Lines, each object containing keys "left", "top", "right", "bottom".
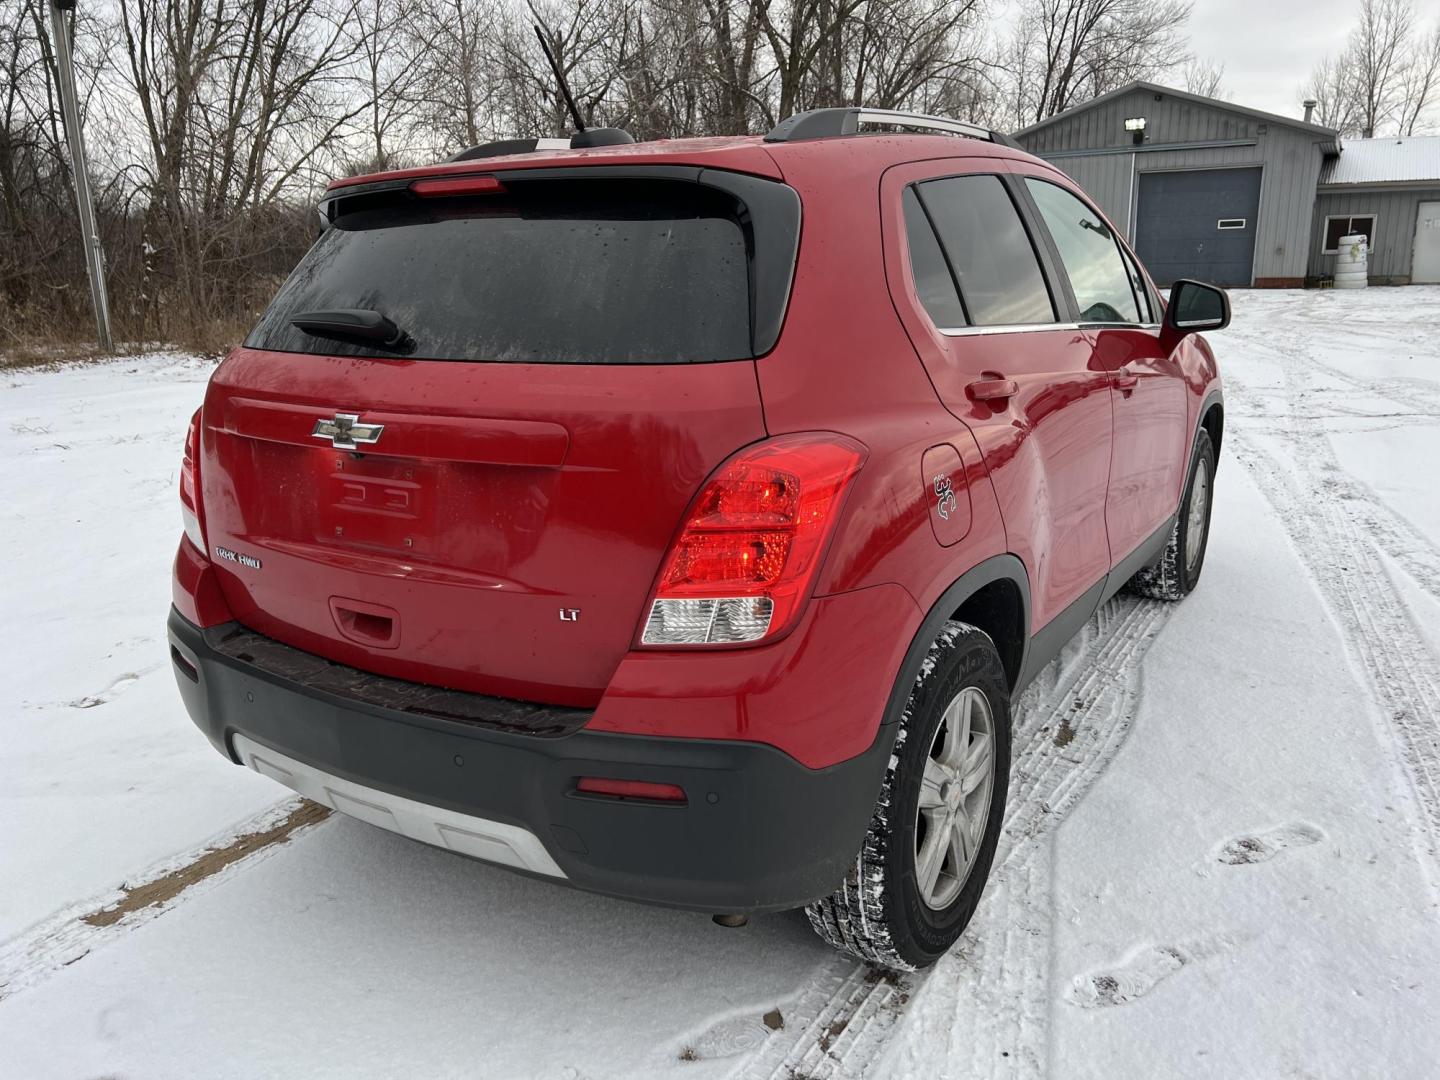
{"left": 834, "top": 0, "right": 990, "bottom": 112}
{"left": 698, "top": 0, "right": 770, "bottom": 134}
{"left": 1010, "top": 0, "right": 1193, "bottom": 123}
{"left": 347, "top": 0, "right": 423, "bottom": 171}
{"left": 114, "top": 0, "right": 367, "bottom": 337}
{"left": 1397, "top": 19, "right": 1440, "bottom": 134}
{"left": 1305, "top": 0, "right": 1440, "bottom": 137}
{"left": 754, "top": 0, "right": 866, "bottom": 123}
{"left": 1301, "top": 54, "right": 1358, "bottom": 132}
{"left": 20, "top": 0, "right": 1253, "bottom": 353}
{"left": 1349, "top": 0, "right": 1414, "bottom": 136}
{"left": 1182, "top": 57, "right": 1225, "bottom": 99}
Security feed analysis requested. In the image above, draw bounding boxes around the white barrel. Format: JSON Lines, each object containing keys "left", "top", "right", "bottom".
{"left": 1334, "top": 233, "right": 1368, "bottom": 288}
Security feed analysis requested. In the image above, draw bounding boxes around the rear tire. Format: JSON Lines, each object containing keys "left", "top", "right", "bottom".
{"left": 805, "top": 622, "right": 1010, "bottom": 971}
{"left": 1125, "top": 429, "right": 1215, "bottom": 602}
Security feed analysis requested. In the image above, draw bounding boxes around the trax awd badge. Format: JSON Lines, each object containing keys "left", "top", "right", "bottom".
{"left": 312, "top": 412, "right": 384, "bottom": 450}
{"left": 214, "top": 545, "right": 262, "bottom": 570}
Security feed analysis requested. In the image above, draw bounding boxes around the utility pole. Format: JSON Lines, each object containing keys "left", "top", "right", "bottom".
{"left": 49, "top": 0, "right": 113, "bottom": 352}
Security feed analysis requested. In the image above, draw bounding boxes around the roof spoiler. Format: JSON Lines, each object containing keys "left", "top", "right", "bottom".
{"left": 764, "top": 107, "right": 1022, "bottom": 149}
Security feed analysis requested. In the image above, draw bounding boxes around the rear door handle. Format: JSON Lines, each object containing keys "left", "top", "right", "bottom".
{"left": 1114, "top": 369, "right": 1139, "bottom": 395}
{"left": 967, "top": 377, "right": 1019, "bottom": 403}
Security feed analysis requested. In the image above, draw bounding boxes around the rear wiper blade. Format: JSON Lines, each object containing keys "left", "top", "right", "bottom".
{"left": 291, "top": 308, "right": 412, "bottom": 352}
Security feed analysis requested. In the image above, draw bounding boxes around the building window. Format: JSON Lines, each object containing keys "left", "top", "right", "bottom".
{"left": 1323, "top": 214, "right": 1376, "bottom": 253}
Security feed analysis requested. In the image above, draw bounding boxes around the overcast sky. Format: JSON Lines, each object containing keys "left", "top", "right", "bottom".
{"left": 1185, "top": 0, "right": 1363, "bottom": 120}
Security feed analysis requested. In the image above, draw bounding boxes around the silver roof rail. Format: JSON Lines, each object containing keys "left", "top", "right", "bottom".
{"left": 764, "top": 107, "right": 1022, "bottom": 149}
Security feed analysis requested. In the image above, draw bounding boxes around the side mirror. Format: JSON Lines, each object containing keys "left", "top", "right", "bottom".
{"left": 1165, "top": 279, "right": 1230, "bottom": 334}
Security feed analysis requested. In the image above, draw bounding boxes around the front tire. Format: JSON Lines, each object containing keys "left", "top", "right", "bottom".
{"left": 805, "top": 622, "right": 1010, "bottom": 971}
{"left": 1125, "top": 429, "right": 1216, "bottom": 601}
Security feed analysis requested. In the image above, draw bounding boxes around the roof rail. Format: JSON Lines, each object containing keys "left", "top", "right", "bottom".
{"left": 446, "top": 128, "right": 635, "bottom": 163}
{"left": 764, "top": 107, "right": 1022, "bottom": 149}
{"left": 447, "top": 137, "right": 572, "bottom": 163}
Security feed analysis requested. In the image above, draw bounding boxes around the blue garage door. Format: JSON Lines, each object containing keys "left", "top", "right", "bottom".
{"left": 1135, "top": 168, "right": 1261, "bottom": 287}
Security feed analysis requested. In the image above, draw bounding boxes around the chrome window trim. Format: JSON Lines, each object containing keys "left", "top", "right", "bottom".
{"left": 938, "top": 321, "right": 1164, "bottom": 337}
{"left": 940, "top": 322, "right": 1080, "bottom": 336}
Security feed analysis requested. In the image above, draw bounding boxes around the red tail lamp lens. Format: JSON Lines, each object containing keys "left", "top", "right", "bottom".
{"left": 409, "top": 176, "right": 506, "bottom": 198}
{"left": 576, "top": 778, "right": 687, "bottom": 803}
{"left": 641, "top": 434, "right": 866, "bottom": 647}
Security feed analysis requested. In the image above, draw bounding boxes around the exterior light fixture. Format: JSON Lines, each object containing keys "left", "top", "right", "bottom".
{"left": 1124, "top": 116, "right": 1147, "bottom": 145}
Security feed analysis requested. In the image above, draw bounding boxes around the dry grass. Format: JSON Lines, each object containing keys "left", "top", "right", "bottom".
{"left": 1, "top": 319, "right": 247, "bottom": 370}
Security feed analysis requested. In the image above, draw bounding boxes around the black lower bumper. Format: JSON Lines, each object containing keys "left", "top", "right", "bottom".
{"left": 167, "top": 608, "right": 893, "bottom": 913}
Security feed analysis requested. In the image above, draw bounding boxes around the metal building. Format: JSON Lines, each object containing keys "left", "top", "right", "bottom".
{"left": 1308, "top": 137, "right": 1440, "bottom": 285}
{"left": 1015, "top": 81, "right": 1440, "bottom": 289}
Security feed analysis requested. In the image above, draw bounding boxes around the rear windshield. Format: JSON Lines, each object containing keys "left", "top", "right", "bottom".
{"left": 246, "top": 179, "right": 753, "bottom": 364}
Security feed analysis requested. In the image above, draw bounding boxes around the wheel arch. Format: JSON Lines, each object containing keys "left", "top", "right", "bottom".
{"left": 884, "top": 556, "right": 1031, "bottom": 730}
{"left": 1200, "top": 395, "right": 1224, "bottom": 463}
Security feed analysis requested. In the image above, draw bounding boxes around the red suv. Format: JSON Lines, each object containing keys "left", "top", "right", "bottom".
{"left": 169, "top": 107, "right": 1226, "bottom": 971}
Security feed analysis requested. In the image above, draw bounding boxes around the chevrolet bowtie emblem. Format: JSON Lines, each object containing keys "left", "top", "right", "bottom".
{"left": 312, "top": 412, "right": 384, "bottom": 449}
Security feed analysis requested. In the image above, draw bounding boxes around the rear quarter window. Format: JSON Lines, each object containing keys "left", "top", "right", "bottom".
{"left": 247, "top": 179, "right": 753, "bottom": 364}
{"left": 912, "top": 174, "right": 1055, "bottom": 327}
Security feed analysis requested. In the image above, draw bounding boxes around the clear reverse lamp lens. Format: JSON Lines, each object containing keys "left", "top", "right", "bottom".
{"left": 641, "top": 597, "right": 775, "bottom": 645}
{"left": 181, "top": 505, "right": 205, "bottom": 553}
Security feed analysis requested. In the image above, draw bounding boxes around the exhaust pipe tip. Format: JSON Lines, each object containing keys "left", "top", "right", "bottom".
{"left": 712, "top": 913, "right": 749, "bottom": 928}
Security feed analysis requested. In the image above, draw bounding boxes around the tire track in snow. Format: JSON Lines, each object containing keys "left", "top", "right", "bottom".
{"left": 1225, "top": 332, "right": 1440, "bottom": 606}
{"left": 1230, "top": 427, "right": 1440, "bottom": 870}
{"left": 730, "top": 596, "right": 1171, "bottom": 1080}
{"left": 1224, "top": 335, "right": 1440, "bottom": 876}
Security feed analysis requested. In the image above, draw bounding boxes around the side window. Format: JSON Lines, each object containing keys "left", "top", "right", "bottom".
{"left": 1024, "top": 179, "right": 1141, "bottom": 324}
{"left": 915, "top": 175, "right": 1055, "bottom": 327}
{"left": 902, "top": 187, "right": 968, "bottom": 327}
{"left": 1323, "top": 214, "right": 1376, "bottom": 253}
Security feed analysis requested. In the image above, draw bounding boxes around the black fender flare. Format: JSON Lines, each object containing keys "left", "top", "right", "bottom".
{"left": 881, "top": 554, "right": 1032, "bottom": 728}
{"left": 1195, "top": 387, "right": 1224, "bottom": 467}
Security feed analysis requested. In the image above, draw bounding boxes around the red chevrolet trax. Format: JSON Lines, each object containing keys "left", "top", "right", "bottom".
{"left": 168, "top": 108, "right": 1226, "bottom": 971}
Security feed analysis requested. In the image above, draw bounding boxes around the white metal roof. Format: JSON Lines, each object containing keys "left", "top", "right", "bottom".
{"left": 1321, "top": 136, "right": 1440, "bottom": 185}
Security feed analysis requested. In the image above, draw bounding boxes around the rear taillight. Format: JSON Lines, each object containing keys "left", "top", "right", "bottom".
{"left": 640, "top": 433, "right": 866, "bottom": 647}
{"left": 180, "top": 407, "right": 205, "bottom": 554}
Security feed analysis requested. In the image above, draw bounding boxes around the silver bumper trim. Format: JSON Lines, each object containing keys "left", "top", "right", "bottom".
{"left": 232, "top": 734, "right": 567, "bottom": 879}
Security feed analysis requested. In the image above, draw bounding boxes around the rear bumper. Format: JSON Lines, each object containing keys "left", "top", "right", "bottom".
{"left": 168, "top": 607, "right": 893, "bottom": 913}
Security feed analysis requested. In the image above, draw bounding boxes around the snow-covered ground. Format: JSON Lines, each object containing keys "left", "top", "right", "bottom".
{"left": 2, "top": 288, "right": 1438, "bottom": 1079}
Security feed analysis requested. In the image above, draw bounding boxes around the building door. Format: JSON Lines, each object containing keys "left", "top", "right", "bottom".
{"left": 1414, "top": 201, "right": 1440, "bottom": 284}
{"left": 1134, "top": 168, "right": 1262, "bottom": 287}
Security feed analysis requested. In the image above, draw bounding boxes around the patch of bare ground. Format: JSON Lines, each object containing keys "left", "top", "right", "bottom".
{"left": 83, "top": 801, "right": 331, "bottom": 928}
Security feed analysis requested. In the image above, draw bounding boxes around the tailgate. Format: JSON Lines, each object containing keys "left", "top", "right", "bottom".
{"left": 196, "top": 170, "right": 796, "bottom": 706}
{"left": 202, "top": 350, "right": 766, "bottom": 706}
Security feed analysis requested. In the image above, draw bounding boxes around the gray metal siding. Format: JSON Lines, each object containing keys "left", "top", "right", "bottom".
{"left": 1308, "top": 187, "right": 1440, "bottom": 281}
{"left": 1023, "top": 87, "right": 1256, "bottom": 155}
{"left": 1021, "top": 88, "right": 1329, "bottom": 282}
{"left": 1040, "top": 153, "right": 1134, "bottom": 230}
